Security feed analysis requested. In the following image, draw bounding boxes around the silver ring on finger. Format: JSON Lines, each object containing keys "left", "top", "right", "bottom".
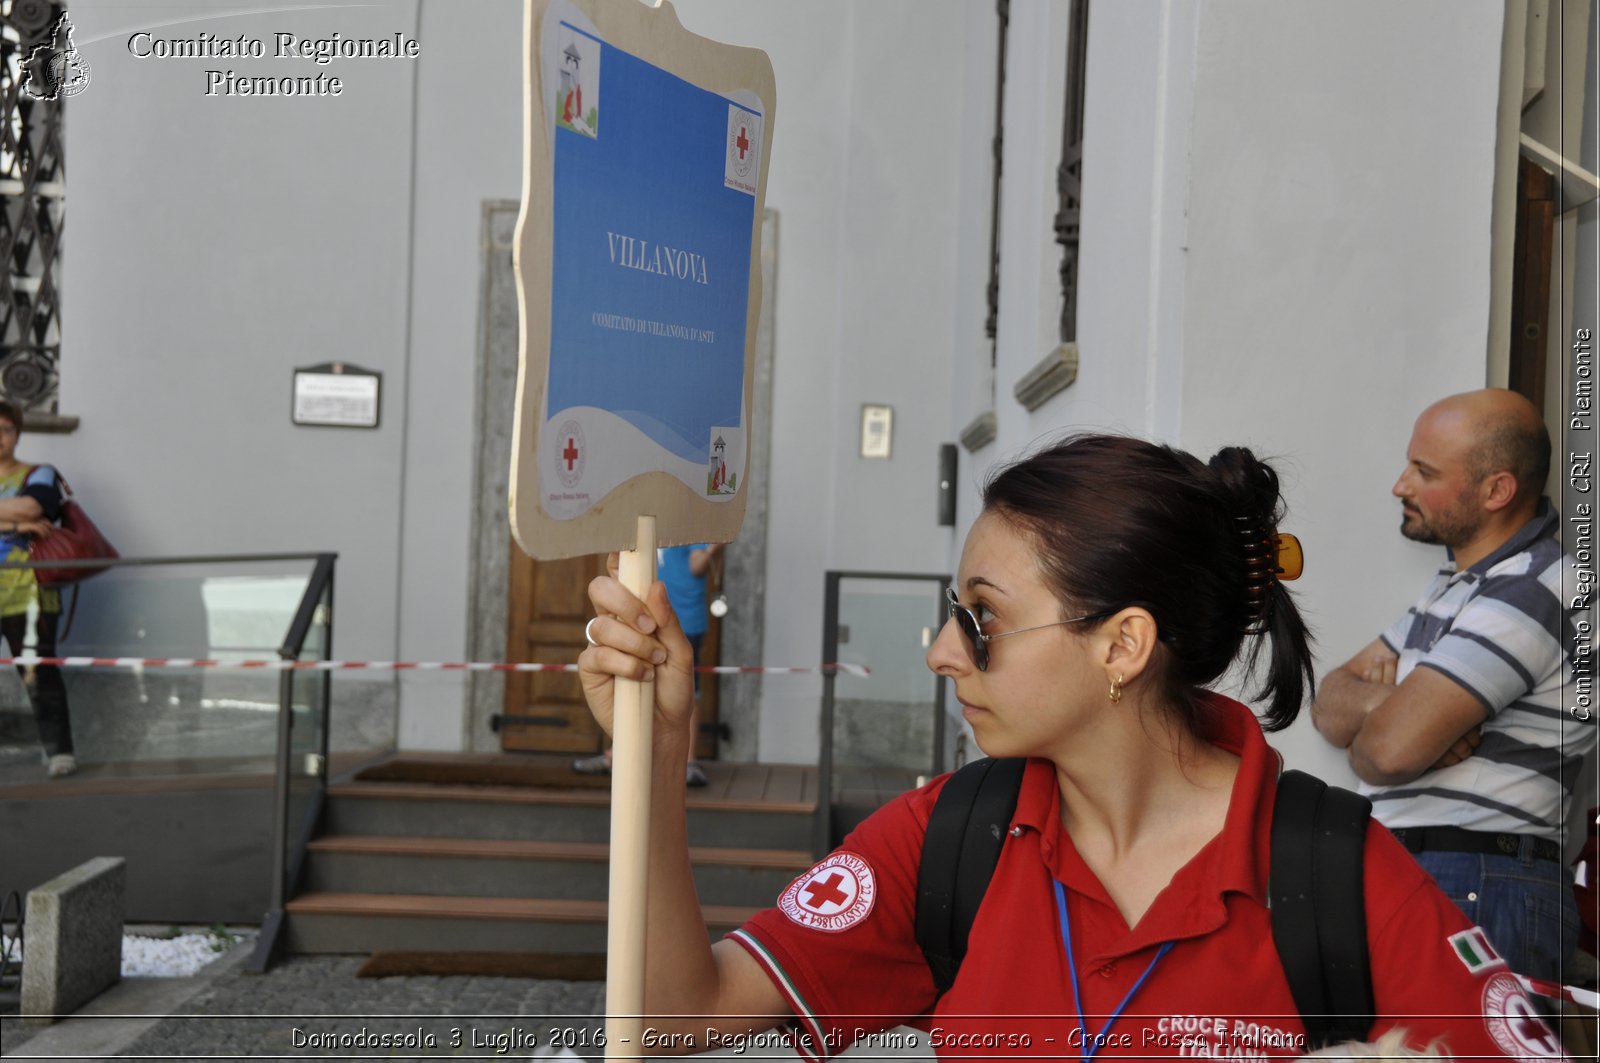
{"left": 584, "top": 617, "right": 601, "bottom": 647}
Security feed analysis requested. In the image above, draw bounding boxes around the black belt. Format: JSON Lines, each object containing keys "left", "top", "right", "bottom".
{"left": 1390, "top": 826, "right": 1560, "bottom": 863}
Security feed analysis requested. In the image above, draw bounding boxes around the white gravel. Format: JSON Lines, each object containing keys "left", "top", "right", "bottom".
{"left": 3, "top": 926, "right": 256, "bottom": 978}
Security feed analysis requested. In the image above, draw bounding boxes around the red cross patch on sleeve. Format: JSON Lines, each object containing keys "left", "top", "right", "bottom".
{"left": 779, "top": 852, "right": 877, "bottom": 933}
{"left": 1481, "top": 972, "right": 1566, "bottom": 1060}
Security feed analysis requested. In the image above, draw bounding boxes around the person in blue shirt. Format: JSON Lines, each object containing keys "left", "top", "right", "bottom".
{"left": 574, "top": 542, "right": 721, "bottom": 787}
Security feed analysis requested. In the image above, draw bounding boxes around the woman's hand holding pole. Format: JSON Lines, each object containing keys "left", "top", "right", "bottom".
{"left": 578, "top": 541, "right": 787, "bottom": 1052}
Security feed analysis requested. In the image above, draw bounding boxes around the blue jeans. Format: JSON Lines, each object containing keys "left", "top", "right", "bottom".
{"left": 1415, "top": 846, "right": 1578, "bottom": 982}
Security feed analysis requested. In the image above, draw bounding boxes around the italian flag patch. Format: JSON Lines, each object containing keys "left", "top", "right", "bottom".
{"left": 1449, "top": 927, "right": 1506, "bottom": 973}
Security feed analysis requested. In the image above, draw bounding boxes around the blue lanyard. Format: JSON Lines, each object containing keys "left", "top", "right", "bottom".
{"left": 1053, "top": 878, "right": 1173, "bottom": 1060}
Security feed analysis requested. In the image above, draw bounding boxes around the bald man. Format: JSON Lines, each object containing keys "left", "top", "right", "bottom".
{"left": 1313, "top": 389, "right": 1592, "bottom": 982}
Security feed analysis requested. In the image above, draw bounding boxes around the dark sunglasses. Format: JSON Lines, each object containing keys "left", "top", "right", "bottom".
{"left": 945, "top": 587, "right": 1110, "bottom": 671}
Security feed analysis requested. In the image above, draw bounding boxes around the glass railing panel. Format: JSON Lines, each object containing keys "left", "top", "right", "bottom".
{"left": 288, "top": 583, "right": 331, "bottom": 766}
{"left": 0, "top": 558, "right": 358, "bottom": 786}
{"left": 832, "top": 577, "right": 946, "bottom": 775}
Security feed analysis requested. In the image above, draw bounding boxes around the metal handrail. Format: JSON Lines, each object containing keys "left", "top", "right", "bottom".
{"left": 249, "top": 552, "right": 337, "bottom": 972}
{"left": 279, "top": 554, "right": 336, "bottom": 659}
{"left": 0, "top": 552, "right": 335, "bottom": 570}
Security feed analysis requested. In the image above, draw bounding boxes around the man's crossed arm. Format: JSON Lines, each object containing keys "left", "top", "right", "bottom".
{"left": 1311, "top": 638, "right": 1486, "bottom": 785}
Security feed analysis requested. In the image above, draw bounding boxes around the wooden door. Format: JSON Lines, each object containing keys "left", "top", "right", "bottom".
{"left": 502, "top": 547, "right": 722, "bottom": 757}
{"left": 1508, "top": 156, "right": 1555, "bottom": 412}
{"left": 502, "top": 552, "right": 606, "bottom": 752}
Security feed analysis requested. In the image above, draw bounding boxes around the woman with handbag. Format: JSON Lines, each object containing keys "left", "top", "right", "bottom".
{"left": 0, "top": 401, "right": 75, "bottom": 778}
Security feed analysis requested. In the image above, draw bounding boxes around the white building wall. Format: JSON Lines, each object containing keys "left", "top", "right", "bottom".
{"left": 961, "top": 0, "right": 1199, "bottom": 513}
{"left": 57, "top": 0, "right": 534, "bottom": 750}
{"left": 1179, "top": 0, "right": 1505, "bottom": 780}
{"left": 397, "top": 1, "right": 523, "bottom": 747}
{"left": 959, "top": 0, "right": 1510, "bottom": 780}
{"left": 57, "top": 0, "right": 420, "bottom": 675}
{"left": 46, "top": 0, "right": 1550, "bottom": 772}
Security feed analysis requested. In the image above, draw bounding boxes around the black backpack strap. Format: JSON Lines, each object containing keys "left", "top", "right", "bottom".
{"left": 1269, "top": 769, "right": 1375, "bottom": 1049}
{"left": 916, "top": 757, "right": 1026, "bottom": 996}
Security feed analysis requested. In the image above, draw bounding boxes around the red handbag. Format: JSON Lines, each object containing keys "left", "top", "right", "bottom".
{"left": 27, "top": 470, "right": 119, "bottom": 585}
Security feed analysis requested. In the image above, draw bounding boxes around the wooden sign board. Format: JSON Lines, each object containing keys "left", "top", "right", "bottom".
{"left": 511, "top": 0, "right": 775, "bottom": 560}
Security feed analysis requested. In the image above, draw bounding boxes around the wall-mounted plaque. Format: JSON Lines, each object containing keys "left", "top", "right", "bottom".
{"left": 292, "top": 362, "right": 381, "bottom": 428}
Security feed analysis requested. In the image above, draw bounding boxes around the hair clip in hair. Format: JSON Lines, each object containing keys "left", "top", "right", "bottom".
{"left": 1237, "top": 523, "right": 1303, "bottom": 632}
{"left": 1272, "top": 533, "right": 1303, "bottom": 581}
{"left": 1235, "top": 518, "right": 1304, "bottom": 582}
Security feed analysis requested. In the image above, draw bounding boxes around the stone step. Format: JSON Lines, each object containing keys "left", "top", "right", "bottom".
{"left": 303, "top": 835, "right": 806, "bottom": 908}
{"left": 0, "top": 709, "right": 33, "bottom": 743}
{"left": 323, "top": 781, "right": 816, "bottom": 851}
{"left": 282, "top": 892, "right": 759, "bottom": 955}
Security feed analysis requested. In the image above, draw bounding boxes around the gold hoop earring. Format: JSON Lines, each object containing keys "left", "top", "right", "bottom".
{"left": 1109, "top": 673, "right": 1124, "bottom": 704}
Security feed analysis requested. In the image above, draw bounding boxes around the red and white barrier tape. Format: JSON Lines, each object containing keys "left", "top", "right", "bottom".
{"left": 0, "top": 656, "right": 870, "bottom": 676}
{"left": 1519, "top": 974, "right": 1599, "bottom": 1010}
{"left": 6, "top": 654, "right": 1597, "bottom": 1005}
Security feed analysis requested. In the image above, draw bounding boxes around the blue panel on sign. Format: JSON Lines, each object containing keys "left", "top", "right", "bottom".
{"left": 543, "top": 21, "right": 757, "bottom": 520}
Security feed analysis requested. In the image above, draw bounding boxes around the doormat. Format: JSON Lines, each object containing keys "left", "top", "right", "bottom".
{"left": 353, "top": 759, "right": 611, "bottom": 790}
{"left": 356, "top": 951, "right": 606, "bottom": 980}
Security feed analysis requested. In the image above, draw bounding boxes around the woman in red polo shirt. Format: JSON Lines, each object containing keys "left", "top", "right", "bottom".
{"left": 578, "top": 434, "right": 1567, "bottom": 1061}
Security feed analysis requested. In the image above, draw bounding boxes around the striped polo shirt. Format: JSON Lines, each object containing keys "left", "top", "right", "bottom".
{"left": 1362, "top": 500, "right": 1595, "bottom": 840}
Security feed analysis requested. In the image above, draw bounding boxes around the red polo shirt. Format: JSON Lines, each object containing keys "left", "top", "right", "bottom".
{"left": 731, "top": 695, "right": 1567, "bottom": 1061}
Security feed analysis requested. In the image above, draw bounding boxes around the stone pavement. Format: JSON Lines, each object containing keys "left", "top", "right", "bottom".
{"left": 1, "top": 945, "right": 606, "bottom": 1061}
{"left": 1, "top": 947, "right": 932, "bottom": 1062}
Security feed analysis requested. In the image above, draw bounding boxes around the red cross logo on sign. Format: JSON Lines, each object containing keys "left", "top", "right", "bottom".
{"left": 555, "top": 419, "right": 585, "bottom": 488}
{"left": 779, "top": 853, "right": 876, "bottom": 933}
{"left": 726, "top": 105, "right": 759, "bottom": 191}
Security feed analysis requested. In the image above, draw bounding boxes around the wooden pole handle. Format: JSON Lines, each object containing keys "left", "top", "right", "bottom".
{"left": 605, "top": 514, "right": 656, "bottom": 1061}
